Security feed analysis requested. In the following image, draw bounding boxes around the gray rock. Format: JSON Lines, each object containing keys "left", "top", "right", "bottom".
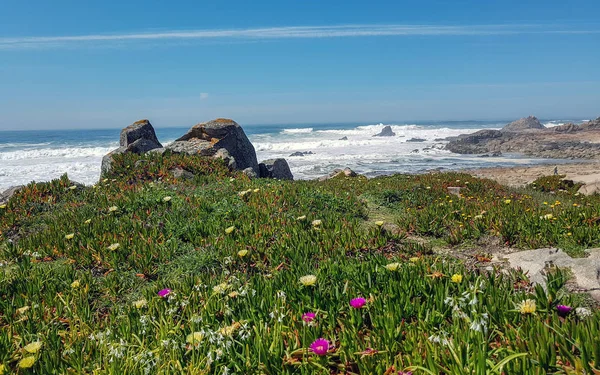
{"left": 258, "top": 158, "right": 294, "bottom": 180}
{"left": 502, "top": 116, "right": 545, "bottom": 132}
{"left": 170, "top": 167, "right": 195, "bottom": 180}
{"left": 289, "top": 151, "right": 314, "bottom": 157}
{"left": 213, "top": 148, "right": 237, "bottom": 170}
{"left": 101, "top": 120, "right": 163, "bottom": 176}
{"left": 0, "top": 185, "right": 24, "bottom": 205}
{"left": 578, "top": 182, "right": 600, "bottom": 196}
{"left": 319, "top": 167, "right": 358, "bottom": 181}
{"left": 407, "top": 138, "right": 426, "bottom": 142}
{"left": 166, "top": 118, "right": 258, "bottom": 174}
{"left": 373, "top": 125, "right": 396, "bottom": 137}
{"left": 447, "top": 187, "right": 462, "bottom": 197}
{"left": 242, "top": 167, "right": 257, "bottom": 179}
{"left": 339, "top": 136, "right": 348, "bottom": 141}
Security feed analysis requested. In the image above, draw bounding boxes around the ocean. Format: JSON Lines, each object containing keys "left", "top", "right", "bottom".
{"left": 0, "top": 119, "right": 587, "bottom": 191}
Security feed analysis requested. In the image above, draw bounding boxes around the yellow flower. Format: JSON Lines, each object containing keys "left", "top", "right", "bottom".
{"left": 0, "top": 204, "right": 6, "bottom": 209}
{"left": 518, "top": 299, "right": 536, "bottom": 314}
{"left": 65, "top": 233, "right": 75, "bottom": 240}
{"left": 24, "top": 341, "right": 43, "bottom": 354}
{"left": 540, "top": 213, "right": 553, "bottom": 220}
{"left": 18, "top": 356, "right": 36, "bottom": 369}
{"left": 107, "top": 243, "right": 120, "bottom": 251}
{"left": 296, "top": 215, "right": 306, "bottom": 221}
{"left": 225, "top": 226, "right": 235, "bottom": 234}
{"left": 71, "top": 280, "right": 80, "bottom": 289}
{"left": 374, "top": 220, "right": 384, "bottom": 227}
{"left": 543, "top": 201, "right": 548, "bottom": 205}
{"left": 299, "top": 275, "right": 317, "bottom": 286}
{"left": 186, "top": 332, "right": 203, "bottom": 345}
{"left": 213, "top": 282, "right": 230, "bottom": 294}
{"left": 219, "top": 322, "right": 241, "bottom": 336}
{"left": 162, "top": 196, "right": 172, "bottom": 202}
{"left": 504, "top": 199, "right": 511, "bottom": 204}
{"left": 16, "top": 306, "right": 30, "bottom": 315}
{"left": 311, "top": 219, "right": 322, "bottom": 227}
{"left": 409, "top": 257, "right": 420, "bottom": 263}
{"left": 567, "top": 232, "right": 572, "bottom": 236}
{"left": 451, "top": 274, "right": 463, "bottom": 283}
{"left": 253, "top": 188, "right": 260, "bottom": 193}
{"left": 228, "top": 291, "right": 239, "bottom": 298}
{"left": 84, "top": 219, "right": 92, "bottom": 224}
{"left": 384, "top": 262, "right": 400, "bottom": 271}
{"left": 237, "top": 249, "right": 248, "bottom": 257}
{"left": 426, "top": 186, "right": 431, "bottom": 189}
{"left": 0, "top": 364, "right": 5, "bottom": 374}
{"left": 108, "top": 206, "right": 118, "bottom": 212}
{"left": 133, "top": 299, "right": 147, "bottom": 308}
{"left": 69, "top": 185, "right": 77, "bottom": 190}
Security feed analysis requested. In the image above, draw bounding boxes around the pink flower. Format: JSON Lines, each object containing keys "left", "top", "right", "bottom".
{"left": 302, "top": 312, "right": 316, "bottom": 323}
{"left": 556, "top": 304, "right": 572, "bottom": 317}
{"left": 350, "top": 297, "right": 366, "bottom": 309}
{"left": 158, "top": 288, "right": 171, "bottom": 298}
{"left": 398, "top": 371, "right": 413, "bottom": 375}
{"left": 310, "top": 338, "right": 329, "bottom": 356}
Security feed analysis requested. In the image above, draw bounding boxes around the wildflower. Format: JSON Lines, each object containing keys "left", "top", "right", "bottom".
{"left": 518, "top": 299, "right": 536, "bottom": 314}
{"left": 504, "top": 199, "right": 511, "bottom": 204}
{"left": 296, "top": 215, "right": 306, "bottom": 221}
{"left": 350, "top": 297, "right": 367, "bottom": 309}
{"left": 567, "top": 232, "right": 572, "bottom": 236}
{"left": 162, "top": 196, "right": 172, "bottom": 202}
{"left": 213, "top": 282, "right": 230, "bottom": 294}
{"left": 65, "top": 233, "right": 75, "bottom": 240}
{"left": 71, "top": 280, "right": 80, "bottom": 289}
{"left": 374, "top": 220, "right": 384, "bottom": 227}
{"left": 299, "top": 275, "right": 317, "bottom": 286}
{"left": 237, "top": 249, "right": 248, "bottom": 257}
{"left": 18, "top": 356, "right": 36, "bottom": 369}
{"left": 302, "top": 312, "right": 316, "bottom": 323}
{"left": 108, "top": 206, "right": 118, "bottom": 212}
{"left": 310, "top": 338, "right": 329, "bottom": 356}
{"left": 0, "top": 204, "right": 6, "bottom": 209}
{"left": 24, "top": 341, "right": 43, "bottom": 354}
{"left": 451, "top": 274, "right": 463, "bottom": 283}
{"left": 556, "top": 305, "right": 572, "bottom": 317}
{"left": 575, "top": 307, "right": 592, "bottom": 319}
{"left": 186, "top": 332, "right": 203, "bottom": 346}
{"left": 0, "top": 364, "right": 4, "bottom": 374}
{"left": 409, "top": 257, "right": 420, "bottom": 263}
{"left": 398, "top": 372, "right": 413, "bottom": 375}
{"left": 540, "top": 213, "right": 553, "bottom": 220}
{"left": 158, "top": 288, "right": 172, "bottom": 298}
{"left": 220, "top": 322, "right": 241, "bottom": 336}
{"left": 69, "top": 185, "right": 77, "bottom": 190}
{"left": 84, "top": 219, "right": 92, "bottom": 224}
{"left": 225, "top": 226, "right": 235, "bottom": 234}
{"left": 311, "top": 219, "right": 322, "bottom": 227}
{"left": 16, "top": 306, "right": 30, "bottom": 315}
{"left": 384, "top": 262, "right": 400, "bottom": 271}
{"left": 107, "top": 243, "right": 120, "bottom": 251}
{"left": 253, "top": 188, "right": 260, "bottom": 193}
{"left": 133, "top": 299, "right": 148, "bottom": 309}
{"left": 228, "top": 291, "right": 239, "bottom": 298}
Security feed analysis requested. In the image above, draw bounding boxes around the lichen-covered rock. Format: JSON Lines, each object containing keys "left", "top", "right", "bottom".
{"left": 258, "top": 159, "right": 294, "bottom": 180}
{"left": 101, "top": 120, "right": 163, "bottom": 176}
{"left": 166, "top": 118, "right": 258, "bottom": 174}
{"left": 578, "top": 182, "right": 600, "bottom": 196}
{"left": 319, "top": 167, "right": 358, "bottom": 181}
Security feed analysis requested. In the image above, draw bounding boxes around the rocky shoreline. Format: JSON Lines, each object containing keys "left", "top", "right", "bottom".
{"left": 445, "top": 116, "right": 600, "bottom": 159}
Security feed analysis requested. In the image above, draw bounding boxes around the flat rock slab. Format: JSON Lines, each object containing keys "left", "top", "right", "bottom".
{"left": 495, "top": 247, "right": 600, "bottom": 301}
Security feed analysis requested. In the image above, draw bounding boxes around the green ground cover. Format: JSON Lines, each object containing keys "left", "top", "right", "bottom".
{"left": 1, "top": 152, "right": 599, "bottom": 374}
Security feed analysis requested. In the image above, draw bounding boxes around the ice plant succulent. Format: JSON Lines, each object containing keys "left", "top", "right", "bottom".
{"left": 384, "top": 262, "right": 400, "bottom": 271}
{"left": 350, "top": 297, "right": 367, "bottom": 309}
{"left": 24, "top": 341, "right": 43, "bottom": 354}
{"left": 18, "top": 356, "right": 36, "bottom": 369}
{"left": 299, "top": 275, "right": 317, "bottom": 286}
{"left": 158, "top": 288, "right": 172, "bottom": 298}
{"left": 310, "top": 338, "right": 329, "bottom": 356}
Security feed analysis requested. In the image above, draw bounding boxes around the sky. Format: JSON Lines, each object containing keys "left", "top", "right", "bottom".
{"left": 0, "top": 0, "right": 599, "bottom": 130}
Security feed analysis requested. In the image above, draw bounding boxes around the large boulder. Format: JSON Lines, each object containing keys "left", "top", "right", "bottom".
{"left": 258, "top": 159, "right": 294, "bottom": 180}
{"left": 166, "top": 118, "right": 258, "bottom": 174}
{"left": 101, "top": 120, "right": 163, "bottom": 175}
{"left": 373, "top": 125, "right": 396, "bottom": 137}
{"left": 502, "top": 116, "right": 545, "bottom": 132}
{"left": 445, "top": 129, "right": 503, "bottom": 154}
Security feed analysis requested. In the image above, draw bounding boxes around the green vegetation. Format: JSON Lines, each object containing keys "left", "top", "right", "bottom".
{"left": 1, "top": 153, "right": 599, "bottom": 374}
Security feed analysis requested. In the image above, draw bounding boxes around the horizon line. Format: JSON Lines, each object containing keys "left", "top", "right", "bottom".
{"left": 2, "top": 23, "right": 600, "bottom": 49}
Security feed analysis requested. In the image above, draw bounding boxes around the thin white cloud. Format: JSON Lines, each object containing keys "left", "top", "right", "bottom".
{"left": 0, "top": 24, "right": 598, "bottom": 49}
{"left": 200, "top": 93, "right": 209, "bottom": 100}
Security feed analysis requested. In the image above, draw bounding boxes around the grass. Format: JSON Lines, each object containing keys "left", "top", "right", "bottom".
{"left": 0, "top": 152, "right": 599, "bottom": 374}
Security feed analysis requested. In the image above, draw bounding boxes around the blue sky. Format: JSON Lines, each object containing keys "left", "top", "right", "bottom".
{"left": 1, "top": 0, "right": 599, "bottom": 130}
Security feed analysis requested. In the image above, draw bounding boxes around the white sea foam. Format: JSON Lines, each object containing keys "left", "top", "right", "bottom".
{"left": 281, "top": 128, "right": 314, "bottom": 134}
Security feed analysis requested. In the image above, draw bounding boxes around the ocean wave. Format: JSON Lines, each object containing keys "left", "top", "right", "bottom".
{"left": 281, "top": 128, "right": 314, "bottom": 134}
{"left": 0, "top": 146, "right": 113, "bottom": 161}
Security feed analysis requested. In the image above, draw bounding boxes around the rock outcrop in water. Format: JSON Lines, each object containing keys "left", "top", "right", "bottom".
{"left": 373, "top": 125, "right": 395, "bottom": 137}
{"left": 445, "top": 116, "right": 600, "bottom": 159}
{"left": 259, "top": 159, "right": 294, "bottom": 180}
{"left": 101, "top": 120, "right": 163, "bottom": 175}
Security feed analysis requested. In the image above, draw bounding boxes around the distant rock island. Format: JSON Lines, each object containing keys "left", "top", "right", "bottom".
{"left": 446, "top": 116, "right": 600, "bottom": 159}
{"left": 373, "top": 125, "right": 396, "bottom": 137}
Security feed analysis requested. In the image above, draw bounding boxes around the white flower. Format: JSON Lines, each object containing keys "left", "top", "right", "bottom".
{"left": 575, "top": 307, "right": 592, "bottom": 319}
